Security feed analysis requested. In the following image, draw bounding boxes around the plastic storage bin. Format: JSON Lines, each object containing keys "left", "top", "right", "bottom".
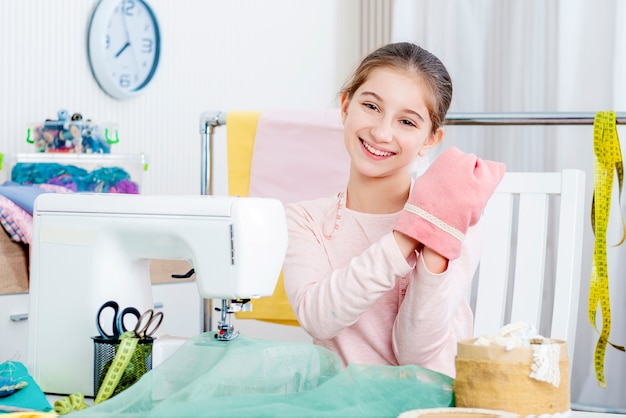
{"left": 4, "top": 153, "right": 147, "bottom": 194}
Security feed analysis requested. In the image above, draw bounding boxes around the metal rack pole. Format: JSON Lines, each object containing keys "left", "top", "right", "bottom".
{"left": 199, "top": 111, "right": 227, "bottom": 195}
{"left": 445, "top": 112, "right": 626, "bottom": 126}
{"left": 198, "top": 111, "right": 227, "bottom": 332}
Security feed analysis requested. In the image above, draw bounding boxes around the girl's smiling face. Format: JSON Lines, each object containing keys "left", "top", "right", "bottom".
{"left": 341, "top": 66, "right": 443, "bottom": 180}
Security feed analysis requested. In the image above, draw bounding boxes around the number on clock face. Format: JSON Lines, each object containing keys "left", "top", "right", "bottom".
{"left": 105, "top": 0, "right": 159, "bottom": 91}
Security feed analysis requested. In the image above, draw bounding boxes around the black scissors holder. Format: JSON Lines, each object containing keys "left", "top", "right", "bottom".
{"left": 92, "top": 335, "right": 154, "bottom": 398}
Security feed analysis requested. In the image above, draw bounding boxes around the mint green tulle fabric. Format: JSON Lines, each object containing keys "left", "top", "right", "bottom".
{"left": 72, "top": 332, "right": 454, "bottom": 417}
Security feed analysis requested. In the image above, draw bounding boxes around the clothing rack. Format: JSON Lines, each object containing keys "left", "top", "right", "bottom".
{"left": 200, "top": 111, "right": 626, "bottom": 130}
{"left": 198, "top": 110, "right": 626, "bottom": 195}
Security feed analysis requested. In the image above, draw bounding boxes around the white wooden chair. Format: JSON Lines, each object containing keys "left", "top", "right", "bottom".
{"left": 471, "top": 169, "right": 586, "bottom": 362}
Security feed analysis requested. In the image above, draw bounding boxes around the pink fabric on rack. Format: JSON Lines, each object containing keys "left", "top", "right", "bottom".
{"left": 248, "top": 109, "right": 350, "bottom": 203}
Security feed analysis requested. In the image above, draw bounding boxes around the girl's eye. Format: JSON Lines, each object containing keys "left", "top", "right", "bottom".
{"left": 401, "top": 119, "right": 416, "bottom": 128}
{"left": 363, "top": 102, "right": 378, "bottom": 111}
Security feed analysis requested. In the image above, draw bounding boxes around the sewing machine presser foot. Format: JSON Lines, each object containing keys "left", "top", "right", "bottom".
{"left": 214, "top": 298, "right": 251, "bottom": 341}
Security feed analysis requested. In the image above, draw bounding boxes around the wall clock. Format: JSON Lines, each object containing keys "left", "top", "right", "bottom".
{"left": 88, "top": 0, "right": 161, "bottom": 100}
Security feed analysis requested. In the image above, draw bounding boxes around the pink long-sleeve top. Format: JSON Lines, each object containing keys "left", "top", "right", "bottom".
{"left": 283, "top": 192, "right": 482, "bottom": 377}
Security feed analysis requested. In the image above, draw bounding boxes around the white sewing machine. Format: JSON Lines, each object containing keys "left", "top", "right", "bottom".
{"left": 27, "top": 193, "right": 287, "bottom": 396}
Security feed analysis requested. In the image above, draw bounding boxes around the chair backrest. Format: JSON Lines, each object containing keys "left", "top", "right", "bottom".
{"left": 471, "top": 169, "right": 586, "bottom": 361}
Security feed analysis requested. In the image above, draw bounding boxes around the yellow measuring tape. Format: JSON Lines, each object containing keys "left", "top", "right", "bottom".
{"left": 54, "top": 393, "right": 88, "bottom": 415}
{"left": 54, "top": 332, "right": 144, "bottom": 414}
{"left": 590, "top": 111, "right": 626, "bottom": 388}
{"left": 94, "top": 331, "right": 139, "bottom": 405}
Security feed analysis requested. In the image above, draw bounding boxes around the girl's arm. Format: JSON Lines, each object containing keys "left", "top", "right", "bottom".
{"left": 392, "top": 223, "right": 482, "bottom": 376}
{"left": 283, "top": 203, "right": 412, "bottom": 340}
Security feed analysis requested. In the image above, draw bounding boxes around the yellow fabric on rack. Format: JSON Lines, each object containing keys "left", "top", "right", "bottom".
{"left": 227, "top": 111, "right": 261, "bottom": 198}
{"left": 226, "top": 111, "right": 299, "bottom": 326}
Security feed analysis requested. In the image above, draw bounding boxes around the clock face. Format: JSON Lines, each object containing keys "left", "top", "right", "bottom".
{"left": 88, "top": 0, "right": 161, "bottom": 100}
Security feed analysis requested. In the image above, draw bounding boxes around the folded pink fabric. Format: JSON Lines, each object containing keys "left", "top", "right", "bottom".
{"left": 248, "top": 109, "right": 350, "bottom": 203}
{"left": 0, "top": 195, "right": 30, "bottom": 243}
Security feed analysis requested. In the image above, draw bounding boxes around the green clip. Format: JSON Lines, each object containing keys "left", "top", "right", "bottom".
{"left": 25, "top": 128, "right": 34, "bottom": 144}
{"left": 105, "top": 128, "right": 120, "bottom": 144}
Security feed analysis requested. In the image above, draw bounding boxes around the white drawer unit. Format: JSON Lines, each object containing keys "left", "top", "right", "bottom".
{"left": 0, "top": 292, "right": 29, "bottom": 363}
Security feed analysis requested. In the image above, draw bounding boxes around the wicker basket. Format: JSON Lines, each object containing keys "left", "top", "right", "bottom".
{"left": 454, "top": 338, "right": 569, "bottom": 416}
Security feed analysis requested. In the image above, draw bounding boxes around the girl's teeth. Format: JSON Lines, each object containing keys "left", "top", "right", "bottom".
{"left": 363, "top": 141, "right": 393, "bottom": 157}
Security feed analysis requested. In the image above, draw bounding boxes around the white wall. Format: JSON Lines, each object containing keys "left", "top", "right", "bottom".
{"left": 0, "top": 0, "right": 361, "bottom": 196}
{"left": 0, "top": 0, "right": 364, "bottom": 344}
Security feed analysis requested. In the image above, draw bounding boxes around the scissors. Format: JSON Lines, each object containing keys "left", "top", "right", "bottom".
{"left": 96, "top": 300, "right": 141, "bottom": 339}
{"left": 132, "top": 309, "right": 164, "bottom": 339}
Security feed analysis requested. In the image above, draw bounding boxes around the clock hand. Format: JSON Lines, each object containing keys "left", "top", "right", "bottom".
{"left": 118, "top": 6, "right": 141, "bottom": 83}
{"left": 115, "top": 42, "right": 130, "bottom": 58}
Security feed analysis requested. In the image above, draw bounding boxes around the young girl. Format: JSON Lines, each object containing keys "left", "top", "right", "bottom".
{"left": 283, "top": 42, "right": 505, "bottom": 377}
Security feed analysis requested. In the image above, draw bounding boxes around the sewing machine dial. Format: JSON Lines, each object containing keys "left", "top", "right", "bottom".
{"left": 88, "top": 0, "right": 161, "bottom": 100}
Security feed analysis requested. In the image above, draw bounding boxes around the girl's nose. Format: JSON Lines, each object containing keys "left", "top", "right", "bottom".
{"left": 371, "top": 118, "right": 393, "bottom": 143}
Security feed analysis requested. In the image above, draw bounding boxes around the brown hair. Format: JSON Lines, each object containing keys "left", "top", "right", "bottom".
{"left": 339, "top": 42, "right": 452, "bottom": 134}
